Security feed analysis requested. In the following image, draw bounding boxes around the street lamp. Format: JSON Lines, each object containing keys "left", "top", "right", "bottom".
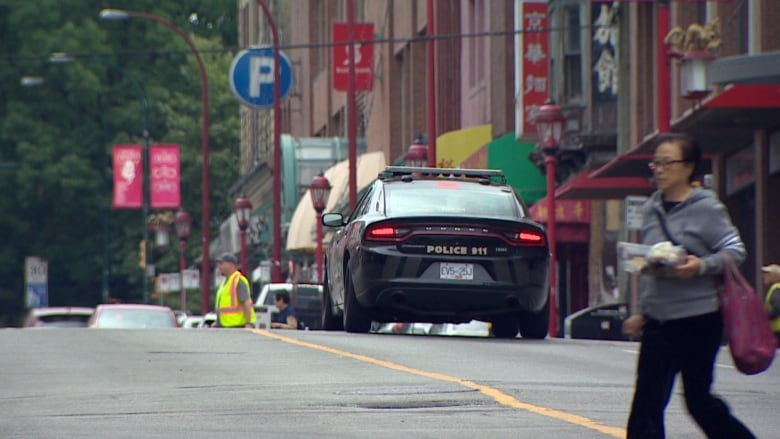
{"left": 254, "top": 0, "right": 284, "bottom": 284}
{"left": 309, "top": 173, "right": 332, "bottom": 283}
{"left": 233, "top": 197, "right": 252, "bottom": 272}
{"left": 533, "top": 99, "right": 566, "bottom": 338}
{"left": 99, "top": 8, "right": 212, "bottom": 313}
{"left": 175, "top": 209, "right": 192, "bottom": 313}
{"left": 49, "top": 51, "right": 153, "bottom": 304}
{"left": 405, "top": 137, "right": 429, "bottom": 167}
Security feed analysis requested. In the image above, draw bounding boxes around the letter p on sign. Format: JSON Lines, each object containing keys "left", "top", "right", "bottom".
{"left": 249, "top": 56, "right": 274, "bottom": 98}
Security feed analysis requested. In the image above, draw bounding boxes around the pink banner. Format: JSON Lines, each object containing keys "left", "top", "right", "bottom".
{"left": 150, "top": 144, "right": 181, "bottom": 209}
{"left": 112, "top": 145, "right": 143, "bottom": 209}
{"left": 519, "top": 1, "right": 550, "bottom": 136}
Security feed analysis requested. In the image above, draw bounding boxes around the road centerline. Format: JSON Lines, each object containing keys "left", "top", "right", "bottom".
{"left": 251, "top": 329, "right": 625, "bottom": 438}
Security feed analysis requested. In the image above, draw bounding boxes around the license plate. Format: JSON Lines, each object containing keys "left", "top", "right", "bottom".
{"left": 440, "top": 262, "right": 474, "bottom": 280}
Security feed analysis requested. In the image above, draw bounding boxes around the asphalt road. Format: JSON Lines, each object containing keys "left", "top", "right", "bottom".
{"left": 1, "top": 328, "right": 778, "bottom": 438}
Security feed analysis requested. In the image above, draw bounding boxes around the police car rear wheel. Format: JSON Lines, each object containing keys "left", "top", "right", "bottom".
{"left": 343, "top": 268, "right": 371, "bottom": 333}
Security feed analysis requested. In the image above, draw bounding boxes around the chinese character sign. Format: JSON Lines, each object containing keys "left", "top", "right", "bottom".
{"left": 592, "top": 3, "right": 619, "bottom": 101}
{"left": 529, "top": 199, "right": 591, "bottom": 224}
{"left": 518, "top": 1, "right": 549, "bottom": 136}
{"left": 150, "top": 144, "right": 181, "bottom": 209}
{"left": 112, "top": 144, "right": 143, "bottom": 209}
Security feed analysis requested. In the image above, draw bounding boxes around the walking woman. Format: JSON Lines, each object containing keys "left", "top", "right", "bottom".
{"left": 622, "top": 133, "right": 755, "bottom": 438}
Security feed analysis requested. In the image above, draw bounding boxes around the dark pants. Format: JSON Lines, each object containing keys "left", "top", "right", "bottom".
{"left": 627, "top": 312, "right": 755, "bottom": 439}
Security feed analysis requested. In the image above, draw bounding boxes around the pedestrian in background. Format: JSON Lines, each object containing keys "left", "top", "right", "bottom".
{"left": 622, "top": 133, "right": 755, "bottom": 438}
{"left": 761, "top": 264, "right": 780, "bottom": 347}
{"left": 214, "top": 253, "right": 256, "bottom": 329}
{"left": 270, "top": 291, "right": 299, "bottom": 329}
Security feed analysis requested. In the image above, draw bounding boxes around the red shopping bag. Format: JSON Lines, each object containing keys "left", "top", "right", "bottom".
{"left": 719, "top": 257, "right": 777, "bottom": 375}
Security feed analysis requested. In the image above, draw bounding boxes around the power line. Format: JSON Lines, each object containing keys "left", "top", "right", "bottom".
{"left": 1, "top": 23, "right": 613, "bottom": 65}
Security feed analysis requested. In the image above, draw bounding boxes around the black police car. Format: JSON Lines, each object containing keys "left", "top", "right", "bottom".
{"left": 321, "top": 166, "right": 550, "bottom": 339}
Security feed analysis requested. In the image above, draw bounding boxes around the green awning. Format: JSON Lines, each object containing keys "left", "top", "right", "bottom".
{"left": 486, "top": 133, "right": 547, "bottom": 205}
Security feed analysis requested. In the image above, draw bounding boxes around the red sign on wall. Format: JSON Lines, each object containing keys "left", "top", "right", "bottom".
{"left": 529, "top": 199, "right": 591, "bottom": 224}
{"left": 332, "top": 23, "right": 374, "bottom": 91}
{"left": 112, "top": 144, "right": 143, "bottom": 209}
{"left": 518, "top": 1, "right": 550, "bottom": 137}
{"left": 149, "top": 144, "right": 181, "bottom": 209}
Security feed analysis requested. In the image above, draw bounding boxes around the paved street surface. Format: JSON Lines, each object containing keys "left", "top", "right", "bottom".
{"left": 1, "top": 328, "right": 778, "bottom": 438}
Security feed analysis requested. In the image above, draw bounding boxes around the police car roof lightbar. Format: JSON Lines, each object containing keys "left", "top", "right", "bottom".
{"left": 379, "top": 166, "right": 507, "bottom": 185}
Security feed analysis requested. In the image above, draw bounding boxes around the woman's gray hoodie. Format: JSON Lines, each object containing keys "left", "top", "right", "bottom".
{"left": 639, "top": 187, "right": 745, "bottom": 321}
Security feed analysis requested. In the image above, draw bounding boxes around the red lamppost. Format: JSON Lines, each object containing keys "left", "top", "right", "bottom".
{"left": 533, "top": 100, "right": 566, "bottom": 338}
{"left": 254, "top": 0, "right": 284, "bottom": 283}
{"left": 426, "top": 0, "right": 437, "bottom": 168}
{"left": 233, "top": 197, "right": 252, "bottom": 273}
{"left": 309, "top": 173, "right": 332, "bottom": 283}
{"left": 405, "top": 138, "right": 429, "bottom": 167}
{"left": 174, "top": 209, "right": 191, "bottom": 313}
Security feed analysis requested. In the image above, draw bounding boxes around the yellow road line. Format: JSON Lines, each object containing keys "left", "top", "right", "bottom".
{"left": 251, "top": 329, "right": 625, "bottom": 438}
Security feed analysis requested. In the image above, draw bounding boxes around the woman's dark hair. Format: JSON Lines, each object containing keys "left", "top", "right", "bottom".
{"left": 652, "top": 132, "right": 701, "bottom": 183}
{"left": 274, "top": 291, "right": 291, "bottom": 304}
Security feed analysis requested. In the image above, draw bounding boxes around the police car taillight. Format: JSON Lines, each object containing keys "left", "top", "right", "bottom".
{"left": 366, "top": 224, "right": 411, "bottom": 241}
{"left": 504, "top": 230, "right": 546, "bottom": 246}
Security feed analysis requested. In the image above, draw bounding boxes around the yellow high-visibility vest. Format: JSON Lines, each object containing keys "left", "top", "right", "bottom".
{"left": 216, "top": 271, "right": 255, "bottom": 327}
{"left": 765, "top": 283, "right": 780, "bottom": 333}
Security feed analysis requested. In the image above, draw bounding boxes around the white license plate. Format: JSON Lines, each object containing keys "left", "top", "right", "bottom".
{"left": 440, "top": 263, "right": 474, "bottom": 280}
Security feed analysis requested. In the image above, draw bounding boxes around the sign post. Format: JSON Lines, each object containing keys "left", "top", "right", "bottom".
{"left": 624, "top": 195, "right": 648, "bottom": 314}
{"left": 229, "top": 45, "right": 293, "bottom": 285}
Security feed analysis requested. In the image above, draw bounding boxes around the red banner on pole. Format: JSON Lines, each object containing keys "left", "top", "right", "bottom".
{"left": 112, "top": 144, "right": 143, "bottom": 209}
{"left": 332, "top": 22, "right": 374, "bottom": 91}
{"left": 518, "top": 1, "right": 550, "bottom": 137}
{"left": 150, "top": 144, "right": 181, "bottom": 209}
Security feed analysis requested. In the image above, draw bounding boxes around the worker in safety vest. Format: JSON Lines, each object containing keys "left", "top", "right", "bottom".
{"left": 214, "top": 252, "right": 256, "bottom": 328}
{"left": 761, "top": 264, "right": 780, "bottom": 347}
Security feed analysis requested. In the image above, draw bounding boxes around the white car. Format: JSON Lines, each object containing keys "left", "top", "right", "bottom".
{"left": 181, "top": 315, "right": 205, "bottom": 328}
{"left": 253, "top": 283, "right": 323, "bottom": 330}
{"left": 199, "top": 312, "right": 217, "bottom": 328}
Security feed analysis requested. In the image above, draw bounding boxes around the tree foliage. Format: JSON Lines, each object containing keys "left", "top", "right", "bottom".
{"left": 0, "top": 0, "right": 240, "bottom": 325}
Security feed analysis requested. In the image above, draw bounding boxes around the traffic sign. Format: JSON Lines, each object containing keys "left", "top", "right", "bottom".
{"left": 229, "top": 46, "right": 293, "bottom": 109}
{"left": 157, "top": 273, "right": 180, "bottom": 293}
{"left": 157, "top": 270, "right": 200, "bottom": 293}
{"left": 625, "top": 196, "right": 648, "bottom": 231}
{"left": 183, "top": 269, "right": 200, "bottom": 289}
{"left": 25, "top": 257, "right": 48, "bottom": 308}
{"left": 26, "top": 284, "right": 48, "bottom": 308}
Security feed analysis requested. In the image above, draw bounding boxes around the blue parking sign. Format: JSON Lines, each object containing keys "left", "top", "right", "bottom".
{"left": 229, "top": 46, "right": 293, "bottom": 109}
{"left": 26, "top": 284, "right": 48, "bottom": 308}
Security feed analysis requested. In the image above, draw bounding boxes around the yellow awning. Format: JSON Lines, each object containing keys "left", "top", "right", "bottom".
{"left": 286, "top": 151, "right": 387, "bottom": 253}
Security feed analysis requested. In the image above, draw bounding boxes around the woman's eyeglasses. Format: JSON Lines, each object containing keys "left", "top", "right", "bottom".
{"left": 648, "top": 159, "right": 686, "bottom": 170}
